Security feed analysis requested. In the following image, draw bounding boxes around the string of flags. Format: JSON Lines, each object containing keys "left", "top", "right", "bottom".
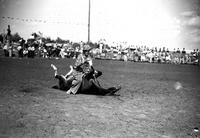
{"left": 1, "top": 16, "right": 87, "bottom": 26}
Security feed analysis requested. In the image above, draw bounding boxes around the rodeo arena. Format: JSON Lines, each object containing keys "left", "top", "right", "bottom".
{"left": 0, "top": 2, "right": 200, "bottom": 135}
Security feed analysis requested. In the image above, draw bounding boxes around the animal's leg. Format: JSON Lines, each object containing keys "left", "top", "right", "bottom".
{"left": 51, "top": 64, "right": 58, "bottom": 76}
{"left": 64, "top": 65, "right": 74, "bottom": 78}
{"left": 89, "top": 79, "right": 111, "bottom": 95}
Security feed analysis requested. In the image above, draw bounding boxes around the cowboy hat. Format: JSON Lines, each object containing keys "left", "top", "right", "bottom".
{"left": 83, "top": 44, "right": 92, "bottom": 51}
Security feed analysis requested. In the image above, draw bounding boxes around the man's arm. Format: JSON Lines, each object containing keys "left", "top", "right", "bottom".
{"left": 74, "top": 54, "right": 85, "bottom": 67}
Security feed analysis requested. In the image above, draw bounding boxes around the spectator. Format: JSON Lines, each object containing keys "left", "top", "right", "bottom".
{"left": 182, "top": 48, "right": 186, "bottom": 54}
{"left": 8, "top": 41, "right": 12, "bottom": 57}
{"left": 30, "top": 45, "right": 35, "bottom": 58}
{"left": 176, "top": 48, "right": 180, "bottom": 53}
{"left": 123, "top": 54, "right": 128, "bottom": 62}
{"left": 28, "top": 44, "right": 32, "bottom": 58}
{"left": 23, "top": 48, "right": 28, "bottom": 57}
{"left": 6, "top": 25, "right": 11, "bottom": 43}
{"left": 38, "top": 46, "right": 42, "bottom": 57}
{"left": 180, "top": 48, "right": 186, "bottom": 64}
{"left": 43, "top": 47, "right": 48, "bottom": 58}
{"left": 17, "top": 45, "right": 23, "bottom": 58}
{"left": 173, "top": 48, "right": 176, "bottom": 53}
{"left": 166, "top": 48, "right": 169, "bottom": 53}
{"left": 3, "top": 43, "right": 9, "bottom": 57}
{"left": 60, "top": 47, "right": 67, "bottom": 58}
{"left": 197, "top": 49, "right": 200, "bottom": 66}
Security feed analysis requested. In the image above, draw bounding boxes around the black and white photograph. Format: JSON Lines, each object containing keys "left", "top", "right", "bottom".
{"left": 0, "top": 0, "right": 200, "bottom": 137}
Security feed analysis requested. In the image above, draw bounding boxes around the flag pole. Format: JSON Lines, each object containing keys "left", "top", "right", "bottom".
{"left": 88, "top": 0, "right": 91, "bottom": 43}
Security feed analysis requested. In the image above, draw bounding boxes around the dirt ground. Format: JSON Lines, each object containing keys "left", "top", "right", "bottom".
{"left": 0, "top": 57, "right": 200, "bottom": 138}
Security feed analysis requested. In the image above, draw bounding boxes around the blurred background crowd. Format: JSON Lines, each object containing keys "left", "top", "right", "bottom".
{"left": 0, "top": 25, "right": 200, "bottom": 65}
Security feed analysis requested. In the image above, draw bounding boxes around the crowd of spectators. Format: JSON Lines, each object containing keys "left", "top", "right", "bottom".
{"left": 1, "top": 39, "right": 86, "bottom": 59}
{"left": 117, "top": 46, "right": 200, "bottom": 65}
{"left": 1, "top": 39, "right": 200, "bottom": 66}
{"left": 0, "top": 24, "right": 199, "bottom": 66}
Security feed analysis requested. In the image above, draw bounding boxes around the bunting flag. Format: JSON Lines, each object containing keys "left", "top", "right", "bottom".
{"left": 1, "top": 16, "right": 86, "bottom": 26}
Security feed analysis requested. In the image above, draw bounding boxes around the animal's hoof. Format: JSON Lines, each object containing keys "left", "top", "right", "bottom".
{"left": 106, "top": 85, "right": 121, "bottom": 96}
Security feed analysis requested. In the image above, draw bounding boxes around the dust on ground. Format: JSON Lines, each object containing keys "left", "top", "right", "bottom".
{"left": 0, "top": 58, "right": 200, "bottom": 137}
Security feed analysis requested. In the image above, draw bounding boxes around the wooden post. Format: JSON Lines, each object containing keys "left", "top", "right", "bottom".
{"left": 88, "top": 0, "right": 91, "bottom": 43}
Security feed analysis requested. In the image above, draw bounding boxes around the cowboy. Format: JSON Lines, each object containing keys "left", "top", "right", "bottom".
{"left": 65, "top": 45, "right": 93, "bottom": 94}
{"left": 50, "top": 45, "right": 93, "bottom": 94}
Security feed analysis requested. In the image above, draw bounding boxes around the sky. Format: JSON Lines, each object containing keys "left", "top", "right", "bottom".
{"left": 0, "top": 0, "right": 200, "bottom": 50}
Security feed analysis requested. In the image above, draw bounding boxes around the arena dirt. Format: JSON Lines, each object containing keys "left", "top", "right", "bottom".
{"left": 0, "top": 58, "right": 200, "bottom": 137}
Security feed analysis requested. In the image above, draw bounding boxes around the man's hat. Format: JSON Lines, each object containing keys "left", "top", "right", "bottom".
{"left": 83, "top": 44, "right": 92, "bottom": 51}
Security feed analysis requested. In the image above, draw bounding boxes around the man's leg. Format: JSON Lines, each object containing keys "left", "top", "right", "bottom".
{"left": 66, "top": 79, "right": 82, "bottom": 94}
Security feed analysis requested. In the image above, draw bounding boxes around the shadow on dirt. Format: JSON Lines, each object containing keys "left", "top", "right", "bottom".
{"left": 19, "top": 87, "right": 40, "bottom": 93}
